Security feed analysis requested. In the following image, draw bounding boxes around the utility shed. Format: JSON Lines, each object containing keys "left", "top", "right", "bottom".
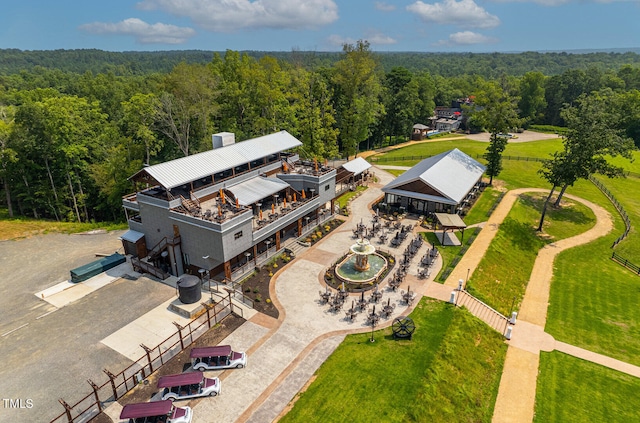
{"left": 70, "top": 253, "right": 126, "bottom": 283}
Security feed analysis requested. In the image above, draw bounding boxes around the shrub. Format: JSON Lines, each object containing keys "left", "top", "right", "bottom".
{"left": 265, "top": 298, "right": 271, "bottom": 304}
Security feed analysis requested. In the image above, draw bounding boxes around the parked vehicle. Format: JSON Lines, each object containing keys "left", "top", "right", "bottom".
{"left": 190, "top": 345, "right": 247, "bottom": 371}
{"left": 158, "top": 372, "right": 220, "bottom": 401}
{"left": 119, "top": 400, "right": 191, "bottom": 423}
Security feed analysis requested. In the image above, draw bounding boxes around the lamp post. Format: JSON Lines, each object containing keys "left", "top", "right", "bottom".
{"left": 305, "top": 216, "right": 310, "bottom": 233}
{"left": 244, "top": 252, "right": 251, "bottom": 273}
{"left": 265, "top": 239, "right": 272, "bottom": 258}
{"left": 370, "top": 306, "right": 376, "bottom": 343}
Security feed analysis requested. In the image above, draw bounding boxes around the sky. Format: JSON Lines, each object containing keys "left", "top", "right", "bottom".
{"left": 1, "top": 0, "right": 639, "bottom": 53}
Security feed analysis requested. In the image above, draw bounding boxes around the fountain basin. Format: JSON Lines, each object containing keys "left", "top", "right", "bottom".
{"left": 335, "top": 253, "right": 388, "bottom": 285}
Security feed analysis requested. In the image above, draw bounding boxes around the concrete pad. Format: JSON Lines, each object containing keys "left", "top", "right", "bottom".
{"left": 435, "top": 231, "right": 461, "bottom": 246}
{"left": 44, "top": 283, "right": 94, "bottom": 308}
{"left": 36, "top": 261, "right": 135, "bottom": 308}
{"left": 101, "top": 297, "right": 191, "bottom": 360}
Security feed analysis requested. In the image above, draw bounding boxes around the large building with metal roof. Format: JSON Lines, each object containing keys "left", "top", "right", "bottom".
{"left": 381, "top": 148, "right": 485, "bottom": 215}
{"left": 121, "top": 130, "right": 337, "bottom": 282}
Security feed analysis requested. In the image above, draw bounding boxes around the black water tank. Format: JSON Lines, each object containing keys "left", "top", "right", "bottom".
{"left": 177, "top": 275, "right": 202, "bottom": 304}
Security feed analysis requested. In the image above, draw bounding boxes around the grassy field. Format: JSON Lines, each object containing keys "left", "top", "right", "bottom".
{"left": 373, "top": 138, "right": 640, "bottom": 362}
{"left": 0, "top": 209, "right": 127, "bottom": 241}
{"left": 464, "top": 186, "right": 503, "bottom": 226}
{"left": 280, "top": 299, "right": 506, "bottom": 423}
{"left": 336, "top": 185, "right": 368, "bottom": 209}
{"left": 468, "top": 193, "right": 596, "bottom": 315}
{"left": 370, "top": 137, "right": 563, "bottom": 166}
{"left": 535, "top": 351, "right": 640, "bottom": 422}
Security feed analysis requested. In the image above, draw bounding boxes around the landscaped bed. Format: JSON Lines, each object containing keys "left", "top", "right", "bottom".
{"left": 239, "top": 219, "right": 345, "bottom": 318}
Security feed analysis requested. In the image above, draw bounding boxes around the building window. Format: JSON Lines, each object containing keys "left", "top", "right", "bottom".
{"left": 325, "top": 184, "right": 330, "bottom": 191}
{"left": 234, "top": 231, "right": 243, "bottom": 240}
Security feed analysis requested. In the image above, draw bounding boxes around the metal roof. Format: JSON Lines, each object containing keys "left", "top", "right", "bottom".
{"left": 412, "top": 123, "right": 429, "bottom": 129}
{"left": 131, "top": 130, "right": 302, "bottom": 189}
{"left": 119, "top": 229, "right": 145, "bottom": 243}
{"left": 227, "top": 176, "right": 290, "bottom": 206}
{"left": 157, "top": 372, "right": 203, "bottom": 388}
{"left": 382, "top": 149, "right": 485, "bottom": 204}
{"left": 190, "top": 345, "right": 232, "bottom": 358}
{"left": 341, "top": 157, "right": 372, "bottom": 176}
{"left": 434, "top": 212, "right": 467, "bottom": 228}
{"left": 120, "top": 400, "right": 173, "bottom": 418}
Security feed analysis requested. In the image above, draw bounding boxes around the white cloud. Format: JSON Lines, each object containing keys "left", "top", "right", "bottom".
{"left": 136, "top": 0, "right": 339, "bottom": 32}
{"left": 326, "top": 34, "right": 357, "bottom": 47}
{"left": 79, "top": 18, "right": 195, "bottom": 44}
{"left": 434, "top": 31, "right": 498, "bottom": 46}
{"left": 375, "top": 1, "right": 396, "bottom": 11}
{"left": 366, "top": 31, "right": 398, "bottom": 45}
{"left": 489, "top": 0, "right": 637, "bottom": 5}
{"left": 407, "top": 0, "right": 500, "bottom": 29}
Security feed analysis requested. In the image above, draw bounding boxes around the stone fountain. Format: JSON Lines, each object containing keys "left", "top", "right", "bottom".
{"left": 334, "top": 238, "right": 388, "bottom": 287}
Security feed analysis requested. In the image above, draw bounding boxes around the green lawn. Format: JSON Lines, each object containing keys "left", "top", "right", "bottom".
{"left": 468, "top": 193, "right": 596, "bottom": 315}
{"left": 0, "top": 209, "right": 127, "bottom": 241}
{"left": 535, "top": 351, "right": 640, "bottom": 422}
{"left": 369, "top": 138, "right": 640, "bottom": 412}
{"left": 336, "top": 185, "right": 368, "bottom": 209}
{"left": 280, "top": 299, "right": 506, "bottom": 423}
{"left": 464, "top": 186, "right": 502, "bottom": 226}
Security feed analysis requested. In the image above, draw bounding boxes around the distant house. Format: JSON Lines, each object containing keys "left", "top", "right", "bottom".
{"left": 381, "top": 148, "right": 485, "bottom": 215}
{"left": 435, "top": 118, "right": 461, "bottom": 132}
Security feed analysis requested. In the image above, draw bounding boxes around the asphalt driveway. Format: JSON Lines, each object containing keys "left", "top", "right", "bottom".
{"left": 0, "top": 231, "right": 175, "bottom": 423}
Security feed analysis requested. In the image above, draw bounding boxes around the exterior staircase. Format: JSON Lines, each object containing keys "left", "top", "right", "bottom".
{"left": 455, "top": 290, "right": 510, "bottom": 334}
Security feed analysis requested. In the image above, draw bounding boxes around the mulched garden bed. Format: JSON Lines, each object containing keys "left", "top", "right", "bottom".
{"left": 238, "top": 218, "right": 345, "bottom": 319}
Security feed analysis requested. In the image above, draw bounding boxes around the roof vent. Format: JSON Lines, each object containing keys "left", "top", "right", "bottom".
{"left": 212, "top": 132, "right": 235, "bottom": 149}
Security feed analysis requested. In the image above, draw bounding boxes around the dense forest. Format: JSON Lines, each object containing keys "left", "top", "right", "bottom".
{"left": 2, "top": 48, "right": 640, "bottom": 77}
{"left": 1, "top": 43, "right": 639, "bottom": 223}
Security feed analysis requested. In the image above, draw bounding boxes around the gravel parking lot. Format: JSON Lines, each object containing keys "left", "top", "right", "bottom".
{"left": 0, "top": 231, "right": 176, "bottom": 423}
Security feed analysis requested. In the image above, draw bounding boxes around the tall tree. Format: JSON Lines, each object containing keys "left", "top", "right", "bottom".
{"left": 537, "top": 89, "right": 634, "bottom": 230}
{"left": 332, "top": 40, "right": 384, "bottom": 158}
{"left": 0, "top": 106, "right": 17, "bottom": 217}
{"left": 472, "top": 81, "right": 523, "bottom": 185}
{"left": 156, "top": 63, "right": 218, "bottom": 156}
{"left": 518, "top": 71, "right": 547, "bottom": 125}
{"left": 290, "top": 68, "right": 339, "bottom": 159}
{"left": 121, "top": 93, "right": 163, "bottom": 165}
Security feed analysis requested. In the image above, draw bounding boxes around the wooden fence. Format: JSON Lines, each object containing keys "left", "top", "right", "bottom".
{"left": 612, "top": 252, "right": 640, "bottom": 276}
{"left": 48, "top": 294, "right": 238, "bottom": 423}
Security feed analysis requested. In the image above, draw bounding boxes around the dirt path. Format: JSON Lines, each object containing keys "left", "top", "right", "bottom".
{"left": 454, "top": 189, "right": 615, "bottom": 423}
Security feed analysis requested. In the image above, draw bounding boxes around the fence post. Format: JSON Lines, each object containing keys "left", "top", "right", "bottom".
{"left": 202, "top": 302, "right": 213, "bottom": 329}
{"left": 173, "top": 322, "right": 185, "bottom": 350}
{"left": 87, "top": 379, "right": 102, "bottom": 413}
{"left": 59, "top": 399, "right": 74, "bottom": 423}
{"left": 104, "top": 369, "right": 118, "bottom": 400}
{"left": 140, "top": 344, "right": 154, "bottom": 374}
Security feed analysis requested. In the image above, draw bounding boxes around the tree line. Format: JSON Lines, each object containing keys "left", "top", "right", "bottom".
{"left": 3, "top": 48, "right": 640, "bottom": 77}
{"left": 1, "top": 42, "right": 639, "bottom": 224}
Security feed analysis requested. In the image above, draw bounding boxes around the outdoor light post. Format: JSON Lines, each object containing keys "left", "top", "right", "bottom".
{"left": 265, "top": 239, "right": 272, "bottom": 257}
{"left": 305, "top": 216, "right": 310, "bottom": 233}
{"left": 244, "top": 252, "right": 252, "bottom": 272}
{"left": 370, "top": 318, "right": 375, "bottom": 343}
